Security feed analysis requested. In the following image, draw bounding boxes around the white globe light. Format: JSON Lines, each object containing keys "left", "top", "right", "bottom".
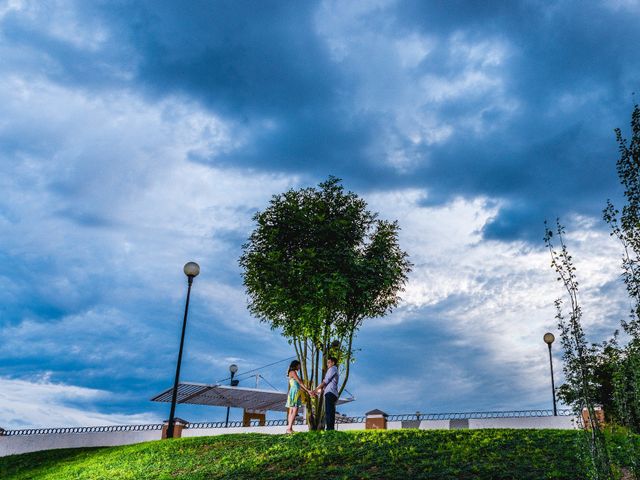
{"left": 183, "top": 262, "right": 200, "bottom": 278}
{"left": 229, "top": 364, "right": 238, "bottom": 374}
{"left": 543, "top": 332, "right": 555, "bottom": 345}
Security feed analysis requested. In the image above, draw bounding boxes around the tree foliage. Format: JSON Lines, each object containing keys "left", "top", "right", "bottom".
{"left": 544, "top": 220, "right": 613, "bottom": 479}
{"left": 545, "top": 105, "right": 640, "bottom": 479}
{"left": 601, "top": 104, "right": 640, "bottom": 437}
{"left": 604, "top": 104, "right": 640, "bottom": 340}
{"left": 556, "top": 336, "right": 619, "bottom": 424}
{"left": 239, "top": 177, "right": 411, "bottom": 429}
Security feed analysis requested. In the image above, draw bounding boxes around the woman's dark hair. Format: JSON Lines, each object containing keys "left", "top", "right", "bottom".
{"left": 288, "top": 360, "right": 301, "bottom": 375}
{"left": 328, "top": 356, "right": 338, "bottom": 364}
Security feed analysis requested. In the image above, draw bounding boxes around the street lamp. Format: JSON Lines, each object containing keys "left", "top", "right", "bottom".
{"left": 166, "top": 262, "right": 200, "bottom": 439}
{"left": 543, "top": 332, "right": 557, "bottom": 416}
{"left": 225, "top": 364, "right": 239, "bottom": 427}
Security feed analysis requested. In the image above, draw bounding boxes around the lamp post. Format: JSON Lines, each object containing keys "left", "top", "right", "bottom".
{"left": 166, "top": 262, "right": 200, "bottom": 439}
{"left": 543, "top": 332, "right": 557, "bottom": 416}
{"left": 225, "top": 364, "right": 239, "bottom": 427}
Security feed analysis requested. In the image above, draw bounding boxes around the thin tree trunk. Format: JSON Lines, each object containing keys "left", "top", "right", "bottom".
{"left": 306, "top": 342, "right": 321, "bottom": 430}
{"left": 314, "top": 344, "right": 320, "bottom": 391}
{"left": 339, "top": 328, "right": 355, "bottom": 397}
{"left": 303, "top": 340, "right": 309, "bottom": 383}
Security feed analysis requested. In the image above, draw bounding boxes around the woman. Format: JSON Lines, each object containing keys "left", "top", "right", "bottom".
{"left": 285, "top": 360, "right": 313, "bottom": 433}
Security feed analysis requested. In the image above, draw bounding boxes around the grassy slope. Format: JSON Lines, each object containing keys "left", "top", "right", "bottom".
{"left": 0, "top": 429, "right": 635, "bottom": 480}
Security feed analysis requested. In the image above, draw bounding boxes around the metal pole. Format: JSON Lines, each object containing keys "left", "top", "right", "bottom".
{"left": 166, "top": 276, "right": 193, "bottom": 439}
{"left": 547, "top": 343, "right": 557, "bottom": 416}
{"left": 225, "top": 370, "right": 235, "bottom": 427}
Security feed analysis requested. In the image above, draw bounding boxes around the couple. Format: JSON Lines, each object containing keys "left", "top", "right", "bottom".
{"left": 285, "top": 357, "right": 339, "bottom": 434}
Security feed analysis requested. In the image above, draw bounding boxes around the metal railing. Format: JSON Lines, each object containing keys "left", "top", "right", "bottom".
{"left": 1, "top": 409, "right": 573, "bottom": 436}
{"left": 2, "top": 423, "right": 164, "bottom": 437}
{"left": 387, "top": 409, "right": 574, "bottom": 422}
{"left": 187, "top": 418, "right": 305, "bottom": 429}
{"left": 186, "top": 409, "right": 574, "bottom": 428}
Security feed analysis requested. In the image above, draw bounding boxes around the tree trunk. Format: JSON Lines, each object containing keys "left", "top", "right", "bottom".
{"left": 339, "top": 329, "right": 355, "bottom": 397}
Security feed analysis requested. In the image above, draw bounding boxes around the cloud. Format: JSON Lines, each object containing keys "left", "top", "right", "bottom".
{"left": 0, "top": 72, "right": 302, "bottom": 424}
{"left": 3, "top": 0, "right": 637, "bottom": 241}
{"left": 345, "top": 190, "right": 629, "bottom": 412}
{"left": 0, "top": 0, "right": 639, "bottom": 427}
{"left": 0, "top": 375, "right": 159, "bottom": 429}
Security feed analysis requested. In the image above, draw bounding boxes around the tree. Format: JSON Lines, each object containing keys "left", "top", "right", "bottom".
{"left": 556, "top": 336, "right": 620, "bottom": 424}
{"left": 603, "top": 104, "right": 640, "bottom": 342}
{"left": 544, "top": 105, "right": 640, "bottom": 479}
{"left": 239, "top": 177, "right": 411, "bottom": 429}
{"left": 602, "top": 103, "right": 640, "bottom": 478}
{"left": 544, "top": 220, "right": 613, "bottom": 479}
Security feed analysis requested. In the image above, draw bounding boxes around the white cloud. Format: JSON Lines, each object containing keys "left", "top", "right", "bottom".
{"left": 421, "top": 70, "right": 500, "bottom": 103}
{"left": 314, "top": 3, "right": 518, "bottom": 172}
{"left": 0, "top": 376, "right": 159, "bottom": 429}
{"left": 1, "top": 307, "right": 147, "bottom": 364}
{"left": 0, "top": 0, "right": 634, "bottom": 425}
{"left": 365, "top": 189, "right": 627, "bottom": 408}
{"left": 0, "top": 67, "right": 625, "bottom": 419}
{"left": 0, "top": 73, "right": 300, "bottom": 321}
{"left": 0, "top": 75, "right": 302, "bottom": 425}
{"left": 0, "top": 0, "right": 26, "bottom": 20}
{"left": 602, "top": 0, "right": 640, "bottom": 13}
{"left": 394, "top": 33, "right": 434, "bottom": 69}
{"left": 0, "top": 0, "right": 109, "bottom": 51}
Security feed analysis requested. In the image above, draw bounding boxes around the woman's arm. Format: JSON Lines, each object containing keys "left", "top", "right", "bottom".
{"left": 291, "top": 371, "right": 313, "bottom": 394}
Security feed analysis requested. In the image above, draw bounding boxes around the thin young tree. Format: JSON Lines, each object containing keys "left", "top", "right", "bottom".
{"left": 544, "top": 220, "right": 613, "bottom": 480}
{"left": 602, "top": 103, "right": 640, "bottom": 477}
{"left": 603, "top": 105, "right": 640, "bottom": 343}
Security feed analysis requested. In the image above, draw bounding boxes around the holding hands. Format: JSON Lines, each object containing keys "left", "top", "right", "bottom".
{"left": 303, "top": 385, "right": 321, "bottom": 397}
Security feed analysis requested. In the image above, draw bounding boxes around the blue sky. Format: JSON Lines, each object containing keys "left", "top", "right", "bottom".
{"left": 1, "top": 0, "right": 639, "bottom": 428}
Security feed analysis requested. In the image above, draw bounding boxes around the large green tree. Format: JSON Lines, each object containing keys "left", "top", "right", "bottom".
{"left": 239, "top": 177, "right": 411, "bottom": 429}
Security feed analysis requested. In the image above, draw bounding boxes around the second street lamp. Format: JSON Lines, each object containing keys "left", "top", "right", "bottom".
{"left": 225, "top": 363, "right": 239, "bottom": 427}
{"left": 166, "top": 262, "right": 200, "bottom": 439}
{"left": 543, "top": 332, "right": 558, "bottom": 416}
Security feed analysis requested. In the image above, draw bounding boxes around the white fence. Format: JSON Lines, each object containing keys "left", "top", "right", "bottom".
{"left": 0, "top": 430, "right": 160, "bottom": 457}
{"left": 0, "top": 411, "right": 578, "bottom": 457}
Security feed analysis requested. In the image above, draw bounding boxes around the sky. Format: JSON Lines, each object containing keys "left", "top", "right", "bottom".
{"left": 1, "top": 0, "right": 639, "bottom": 429}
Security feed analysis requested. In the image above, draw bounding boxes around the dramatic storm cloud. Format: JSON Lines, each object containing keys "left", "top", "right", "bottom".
{"left": 0, "top": 0, "right": 639, "bottom": 427}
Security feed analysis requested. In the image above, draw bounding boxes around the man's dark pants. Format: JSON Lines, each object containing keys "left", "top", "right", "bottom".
{"left": 325, "top": 392, "right": 337, "bottom": 430}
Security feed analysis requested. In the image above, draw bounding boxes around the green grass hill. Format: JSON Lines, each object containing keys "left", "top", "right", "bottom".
{"left": 1, "top": 429, "right": 637, "bottom": 479}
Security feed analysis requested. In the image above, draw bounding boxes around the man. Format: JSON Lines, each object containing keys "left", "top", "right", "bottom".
{"left": 315, "top": 356, "right": 339, "bottom": 430}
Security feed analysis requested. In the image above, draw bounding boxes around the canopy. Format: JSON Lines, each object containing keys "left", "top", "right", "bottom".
{"left": 151, "top": 382, "right": 353, "bottom": 412}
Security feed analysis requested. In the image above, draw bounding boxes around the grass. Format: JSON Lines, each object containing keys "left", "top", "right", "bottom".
{"left": 1, "top": 429, "right": 638, "bottom": 479}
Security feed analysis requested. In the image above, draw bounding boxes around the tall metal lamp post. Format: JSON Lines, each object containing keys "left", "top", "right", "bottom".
{"left": 543, "top": 332, "right": 558, "bottom": 416}
{"left": 166, "top": 262, "right": 200, "bottom": 439}
{"left": 225, "top": 364, "right": 239, "bottom": 427}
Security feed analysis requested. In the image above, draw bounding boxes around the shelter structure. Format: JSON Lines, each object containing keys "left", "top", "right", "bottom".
{"left": 151, "top": 382, "right": 353, "bottom": 426}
